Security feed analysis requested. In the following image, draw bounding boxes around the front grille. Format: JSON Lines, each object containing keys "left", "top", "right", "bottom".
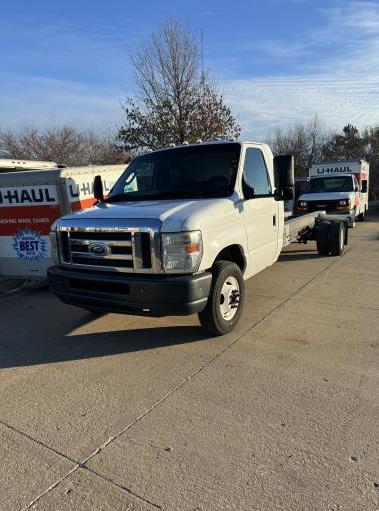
{"left": 308, "top": 200, "right": 339, "bottom": 212}
{"left": 57, "top": 229, "right": 155, "bottom": 273}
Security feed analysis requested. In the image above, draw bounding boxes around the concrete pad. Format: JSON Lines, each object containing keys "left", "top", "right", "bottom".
{"left": 88, "top": 300, "right": 379, "bottom": 509}
{"left": 30, "top": 468, "right": 157, "bottom": 511}
{"left": 0, "top": 288, "right": 90, "bottom": 376}
{"left": 248, "top": 244, "right": 331, "bottom": 300}
{"left": 2, "top": 210, "right": 378, "bottom": 509}
{"left": 0, "top": 423, "right": 75, "bottom": 510}
{"left": 87, "top": 240, "right": 379, "bottom": 510}
{"left": 0, "top": 286, "right": 281, "bottom": 461}
{"left": 294, "top": 241, "right": 379, "bottom": 309}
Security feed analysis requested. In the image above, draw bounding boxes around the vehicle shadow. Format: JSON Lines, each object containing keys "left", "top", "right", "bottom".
{"left": 278, "top": 251, "right": 321, "bottom": 261}
{"left": 0, "top": 289, "right": 210, "bottom": 370}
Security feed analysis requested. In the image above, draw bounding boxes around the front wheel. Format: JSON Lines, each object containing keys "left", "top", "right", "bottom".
{"left": 198, "top": 261, "right": 245, "bottom": 335}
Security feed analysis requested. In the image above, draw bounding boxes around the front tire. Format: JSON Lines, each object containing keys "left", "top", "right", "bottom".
{"left": 198, "top": 261, "right": 245, "bottom": 336}
{"left": 350, "top": 209, "right": 356, "bottom": 227}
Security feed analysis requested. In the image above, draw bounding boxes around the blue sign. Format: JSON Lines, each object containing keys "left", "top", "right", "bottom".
{"left": 12, "top": 228, "right": 48, "bottom": 261}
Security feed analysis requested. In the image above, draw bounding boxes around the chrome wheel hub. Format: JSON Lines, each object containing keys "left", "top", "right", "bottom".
{"left": 219, "top": 276, "right": 240, "bottom": 321}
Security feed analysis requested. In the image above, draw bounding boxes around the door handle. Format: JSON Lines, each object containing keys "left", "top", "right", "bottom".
{"left": 273, "top": 214, "right": 276, "bottom": 226}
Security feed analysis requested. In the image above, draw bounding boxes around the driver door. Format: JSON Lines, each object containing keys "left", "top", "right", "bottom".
{"left": 242, "top": 146, "right": 279, "bottom": 274}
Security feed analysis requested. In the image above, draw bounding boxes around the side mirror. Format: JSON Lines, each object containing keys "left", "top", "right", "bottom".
{"left": 274, "top": 154, "right": 295, "bottom": 189}
{"left": 273, "top": 154, "right": 295, "bottom": 201}
{"left": 361, "top": 180, "right": 368, "bottom": 193}
{"left": 282, "top": 187, "right": 295, "bottom": 201}
{"left": 274, "top": 187, "right": 294, "bottom": 201}
{"left": 94, "top": 175, "right": 104, "bottom": 202}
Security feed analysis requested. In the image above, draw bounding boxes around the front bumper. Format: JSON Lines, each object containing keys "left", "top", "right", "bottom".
{"left": 48, "top": 266, "right": 212, "bottom": 316}
{"left": 325, "top": 209, "right": 355, "bottom": 226}
{"left": 297, "top": 207, "right": 355, "bottom": 226}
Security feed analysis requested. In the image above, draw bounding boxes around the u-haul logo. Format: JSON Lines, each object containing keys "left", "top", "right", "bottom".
{"left": 315, "top": 165, "right": 352, "bottom": 174}
{"left": 0, "top": 185, "right": 58, "bottom": 207}
{"left": 66, "top": 177, "right": 115, "bottom": 202}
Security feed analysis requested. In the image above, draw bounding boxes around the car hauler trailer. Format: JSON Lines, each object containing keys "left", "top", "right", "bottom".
{"left": 0, "top": 164, "right": 127, "bottom": 279}
{"left": 48, "top": 142, "right": 348, "bottom": 335}
{"left": 297, "top": 160, "right": 369, "bottom": 225}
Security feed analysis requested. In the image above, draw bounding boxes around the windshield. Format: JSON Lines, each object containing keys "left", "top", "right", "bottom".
{"left": 107, "top": 143, "right": 241, "bottom": 202}
{"left": 308, "top": 176, "right": 353, "bottom": 193}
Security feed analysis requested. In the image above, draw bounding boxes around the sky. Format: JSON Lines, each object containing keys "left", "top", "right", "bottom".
{"left": 0, "top": 0, "right": 378, "bottom": 140}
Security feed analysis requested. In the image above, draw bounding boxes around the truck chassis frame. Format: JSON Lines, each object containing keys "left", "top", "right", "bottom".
{"left": 283, "top": 211, "right": 349, "bottom": 250}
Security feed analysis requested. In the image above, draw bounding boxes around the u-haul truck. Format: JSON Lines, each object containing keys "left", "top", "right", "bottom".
{"left": 0, "top": 159, "right": 58, "bottom": 173}
{"left": 297, "top": 160, "right": 369, "bottom": 226}
{"left": 0, "top": 163, "right": 126, "bottom": 279}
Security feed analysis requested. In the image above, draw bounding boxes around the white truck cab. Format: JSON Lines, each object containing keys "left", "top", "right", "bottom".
{"left": 48, "top": 142, "right": 348, "bottom": 335}
{"left": 297, "top": 160, "right": 369, "bottom": 225}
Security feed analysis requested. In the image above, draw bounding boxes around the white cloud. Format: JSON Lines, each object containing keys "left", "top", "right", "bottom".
{"left": 0, "top": 75, "right": 124, "bottom": 131}
{"left": 224, "top": 74, "right": 379, "bottom": 139}
{"left": 224, "top": 1, "right": 379, "bottom": 138}
{"left": 0, "top": 17, "right": 134, "bottom": 131}
{"left": 1, "top": 1, "right": 378, "bottom": 140}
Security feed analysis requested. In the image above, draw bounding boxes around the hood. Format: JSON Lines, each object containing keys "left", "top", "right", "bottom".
{"left": 59, "top": 196, "right": 238, "bottom": 232}
{"left": 299, "top": 191, "right": 354, "bottom": 201}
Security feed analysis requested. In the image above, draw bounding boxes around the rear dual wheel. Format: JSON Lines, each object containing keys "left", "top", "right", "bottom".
{"left": 316, "top": 221, "right": 345, "bottom": 257}
{"left": 329, "top": 222, "right": 345, "bottom": 256}
{"left": 316, "top": 223, "right": 330, "bottom": 256}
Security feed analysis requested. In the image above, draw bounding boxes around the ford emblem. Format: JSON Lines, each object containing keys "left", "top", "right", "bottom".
{"left": 88, "top": 242, "right": 110, "bottom": 257}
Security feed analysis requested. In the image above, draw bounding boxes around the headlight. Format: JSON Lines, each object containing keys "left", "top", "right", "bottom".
{"left": 338, "top": 199, "right": 350, "bottom": 206}
{"left": 161, "top": 231, "right": 203, "bottom": 273}
{"left": 49, "top": 230, "right": 59, "bottom": 265}
{"left": 299, "top": 201, "right": 308, "bottom": 208}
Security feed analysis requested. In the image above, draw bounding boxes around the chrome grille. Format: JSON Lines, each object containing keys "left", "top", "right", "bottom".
{"left": 56, "top": 219, "right": 161, "bottom": 273}
{"left": 70, "top": 232, "right": 133, "bottom": 269}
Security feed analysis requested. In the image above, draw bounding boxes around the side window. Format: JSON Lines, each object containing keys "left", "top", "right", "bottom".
{"left": 243, "top": 148, "right": 272, "bottom": 196}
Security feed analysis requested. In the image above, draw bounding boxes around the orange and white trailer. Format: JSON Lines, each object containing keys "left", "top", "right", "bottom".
{"left": 0, "top": 164, "right": 126, "bottom": 279}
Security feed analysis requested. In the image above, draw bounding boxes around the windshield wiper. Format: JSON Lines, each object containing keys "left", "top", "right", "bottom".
{"left": 141, "top": 190, "right": 210, "bottom": 199}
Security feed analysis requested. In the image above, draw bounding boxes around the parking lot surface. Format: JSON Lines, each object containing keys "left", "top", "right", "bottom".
{"left": 1, "top": 212, "right": 378, "bottom": 511}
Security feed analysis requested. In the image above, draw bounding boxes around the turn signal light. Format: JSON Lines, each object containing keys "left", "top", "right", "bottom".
{"left": 185, "top": 243, "right": 201, "bottom": 253}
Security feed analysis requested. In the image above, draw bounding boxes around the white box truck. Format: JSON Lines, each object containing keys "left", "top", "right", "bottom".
{"left": 0, "top": 164, "right": 126, "bottom": 279}
{"left": 297, "top": 160, "right": 369, "bottom": 226}
{"left": 0, "top": 159, "right": 58, "bottom": 173}
{"left": 48, "top": 141, "right": 349, "bottom": 335}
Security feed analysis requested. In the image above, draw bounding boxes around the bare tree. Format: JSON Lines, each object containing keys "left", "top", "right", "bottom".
{"left": 269, "top": 118, "right": 379, "bottom": 198}
{"left": 268, "top": 116, "right": 328, "bottom": 177}
{"left": 0, "top": 126, "right": 130, "bottom": 166}
{"left": 118, "top": 19, "right": 241, "bottom": 151}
